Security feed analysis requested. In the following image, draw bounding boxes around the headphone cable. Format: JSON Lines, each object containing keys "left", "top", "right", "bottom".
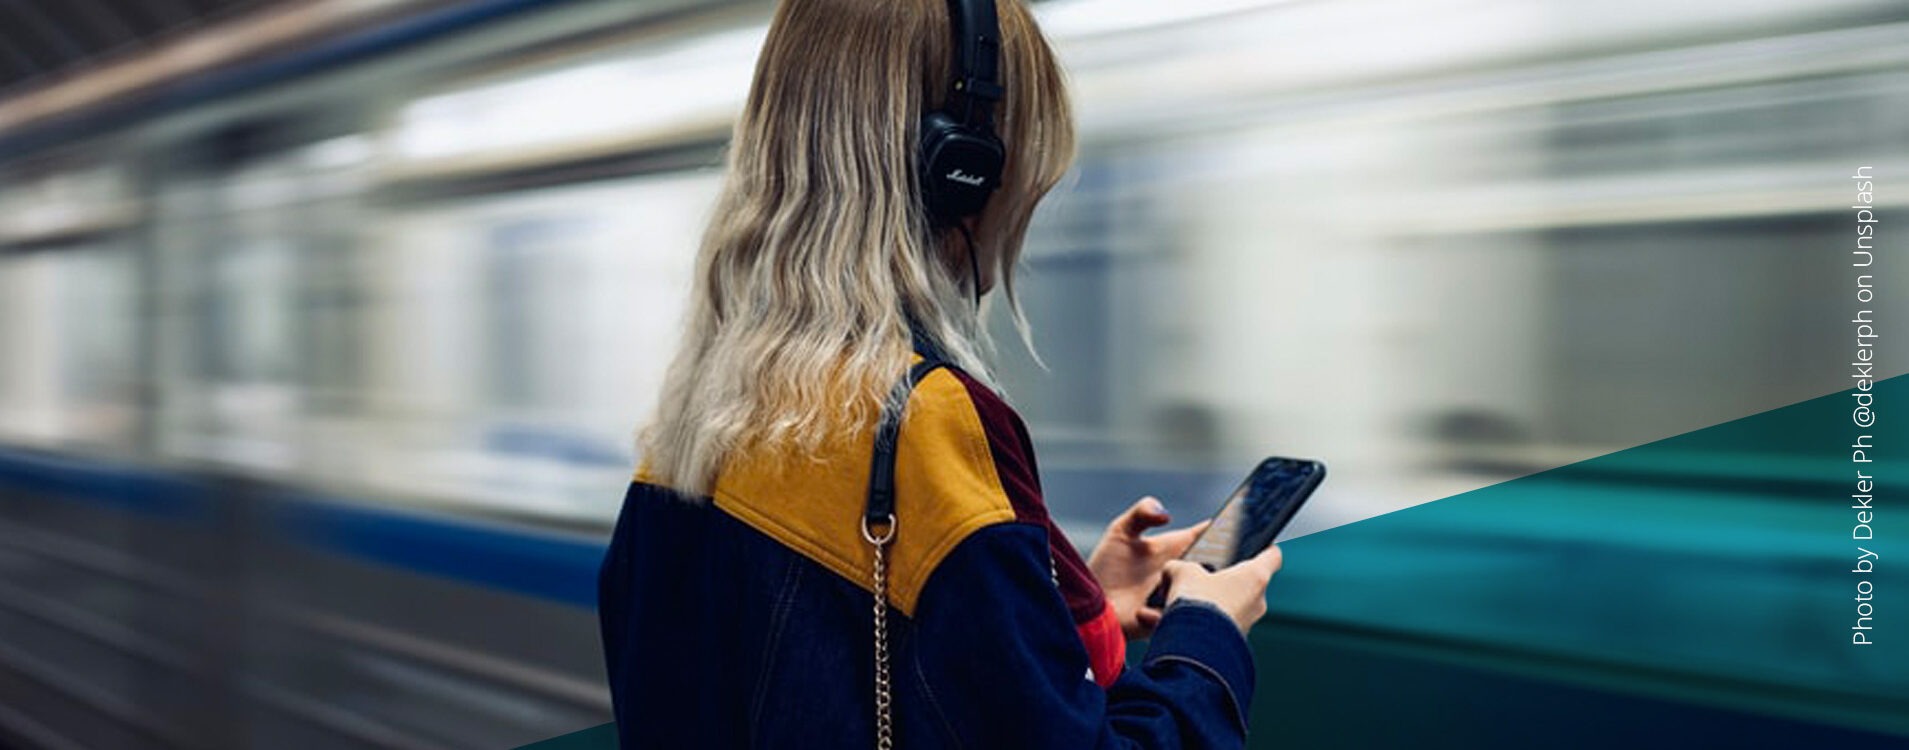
{"left": 958, "top": 224, "right": 982, "bottom": 310}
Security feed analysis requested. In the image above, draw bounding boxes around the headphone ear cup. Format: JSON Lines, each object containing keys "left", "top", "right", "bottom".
{"left": 919, "top": 111, "right": 1005, "bottom": 226}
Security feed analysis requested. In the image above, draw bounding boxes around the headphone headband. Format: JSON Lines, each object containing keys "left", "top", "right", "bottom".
{"left": 946, "top": 0, "right": 1002, "bottom": 128}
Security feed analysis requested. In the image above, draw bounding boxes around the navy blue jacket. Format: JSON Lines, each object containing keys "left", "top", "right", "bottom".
{"left": 598, "top": 365, "right": 1257, "bottom": 748}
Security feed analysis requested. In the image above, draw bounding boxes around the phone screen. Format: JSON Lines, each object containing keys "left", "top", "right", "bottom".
{"left": 1182, "top": 457, "right": 1326, "bottom": 569}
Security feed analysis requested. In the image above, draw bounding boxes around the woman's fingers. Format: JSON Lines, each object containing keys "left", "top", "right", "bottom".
{"left": 1149, "top": 560, "right": 1208, "bottom": 619}
{"left": 1135, "top": 607, "right": 1163, "bottom": 630}
{"left": 1108, "top": 496, "right": 1171, "bottom": 539}
{"left": 1161, "top": 559, "right": 1205, "bottom": 585}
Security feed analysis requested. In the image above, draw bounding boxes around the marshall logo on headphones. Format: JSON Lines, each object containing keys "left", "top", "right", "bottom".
{"left": 944, "top": 169, "right": 987, "bottom": 187}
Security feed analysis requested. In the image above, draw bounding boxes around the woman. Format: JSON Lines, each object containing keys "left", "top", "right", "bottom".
{"left": 597, "top": 0, "right": 1284, "bottom": 747}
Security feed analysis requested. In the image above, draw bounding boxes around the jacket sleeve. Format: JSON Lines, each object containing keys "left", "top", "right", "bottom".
{"left": 909, "top": 520, "right": 1258, "bottom": 749}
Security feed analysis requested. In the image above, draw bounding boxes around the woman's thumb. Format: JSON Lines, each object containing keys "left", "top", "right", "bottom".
{"left": 1246, "top": 544, "right": 1284, "bottom": 580}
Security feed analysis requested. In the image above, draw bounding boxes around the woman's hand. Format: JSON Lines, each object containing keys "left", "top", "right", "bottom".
{"left": 1161, "top": 544, "right": 1283, "bottom": 635}
{"left": 1087, "top": 497, "right": 1210, "bottom": 640}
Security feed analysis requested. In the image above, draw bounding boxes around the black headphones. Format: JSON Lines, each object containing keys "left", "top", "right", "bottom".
{"left": 918, "top": 0, "right": 1005, "bottom": 228}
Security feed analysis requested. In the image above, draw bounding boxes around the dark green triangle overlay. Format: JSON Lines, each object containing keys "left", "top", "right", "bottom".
{"left": 1248, "top": 375, "right": 1905, "bottom": 746}
{"left": 525, "top": 378, "right": 1906, "bottom": 748}
{"left": 516, "top": 722, "right": 616, "bottom": 749}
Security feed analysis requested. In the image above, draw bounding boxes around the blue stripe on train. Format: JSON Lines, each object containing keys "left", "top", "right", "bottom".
{"left": 0, "top": 447, "right": 213, "bottom": 522}
{"left": 272, "top": 495, "right": 610, "bottom": 609}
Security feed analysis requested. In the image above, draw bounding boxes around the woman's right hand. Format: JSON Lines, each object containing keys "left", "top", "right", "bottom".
{"left": 1160, "top": 545, "right": 1283, "bottom": 634}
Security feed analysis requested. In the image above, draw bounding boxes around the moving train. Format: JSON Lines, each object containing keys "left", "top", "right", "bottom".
{"left": 1, "top": 0, "right": 1905, "bottom": 747}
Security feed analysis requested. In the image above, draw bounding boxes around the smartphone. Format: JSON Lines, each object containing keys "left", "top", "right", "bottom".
{"left": 1148, "top": 457, "right": 1326, "bottom": 608}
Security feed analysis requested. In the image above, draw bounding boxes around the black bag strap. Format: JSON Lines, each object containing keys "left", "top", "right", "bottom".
{"left": 859, "top": 345, "right": 951, "bottom": 750}
{"left": 863, "top": 357, "right": 949, "bottom": 533}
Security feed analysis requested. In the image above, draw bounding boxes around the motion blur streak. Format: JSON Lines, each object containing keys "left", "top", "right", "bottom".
{"left": 0, "top": 0, "right": 1905, "bottom": 747}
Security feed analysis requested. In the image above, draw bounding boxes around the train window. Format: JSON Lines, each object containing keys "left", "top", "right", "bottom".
{"left": 988, "top": 147, "right": 1221, "bottom": 473}
{"left": 148, "top": 146, "right": 365, "bottom": 469}
{"left": 991, "top": 155, "right": 1119, "bottom": 459}
{"left": 483, "top": 216, "right": 594, "bottom": 411}
{"left": 0, "top": 244, "right": 138, "bottom": 450}
{"left": 0, "top": 165, "right": 141, "bottom": 451}
{"left": 1540, "top": 216, "right": 1847, "bottom": 446}
{"left": 365, "top": 171, "right": 717, "bottom": 518}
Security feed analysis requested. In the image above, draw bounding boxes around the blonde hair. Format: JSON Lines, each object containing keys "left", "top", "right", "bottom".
{"left": 640, "top": 0, "right": 1074, "bottom": 495}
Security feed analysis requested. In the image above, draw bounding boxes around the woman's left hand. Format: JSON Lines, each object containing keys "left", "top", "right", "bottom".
{"left": 1087, "top": 497, "right": 1209, "bottom": 640}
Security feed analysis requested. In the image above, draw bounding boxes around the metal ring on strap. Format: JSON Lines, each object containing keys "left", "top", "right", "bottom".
{"left": 860, "top": 513, "right": 897, "bottom": 546}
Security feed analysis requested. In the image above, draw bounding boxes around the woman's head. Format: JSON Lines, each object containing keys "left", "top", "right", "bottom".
{"left": 642, "top": 0, "right": 1074, "bottom": 494}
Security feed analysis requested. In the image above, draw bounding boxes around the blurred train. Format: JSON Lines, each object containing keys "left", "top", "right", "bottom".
{"left": 1, "top": 0, "right": 1907, "bottom": 747}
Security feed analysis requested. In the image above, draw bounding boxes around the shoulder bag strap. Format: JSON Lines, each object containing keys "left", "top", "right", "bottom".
{"left": 861, "top": 356, "right": 947, "bottom": 750}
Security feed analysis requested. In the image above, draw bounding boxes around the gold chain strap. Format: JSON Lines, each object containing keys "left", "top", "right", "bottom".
{"left": 862, "top": 514, "right": 897, "bottom": 750}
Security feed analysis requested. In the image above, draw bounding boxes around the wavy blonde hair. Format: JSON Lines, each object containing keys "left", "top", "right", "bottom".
{"left": 640, "top": 0, "right": 1074, "bottom": 495}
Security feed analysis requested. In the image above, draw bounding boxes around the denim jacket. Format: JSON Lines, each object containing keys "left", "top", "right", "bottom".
{"left": 598, "top": 364, "right": 1256, "bottom": 748}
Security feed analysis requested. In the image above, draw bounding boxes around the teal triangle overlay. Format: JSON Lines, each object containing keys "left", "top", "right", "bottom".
{"left": 514, "top": 721, "right": 616, "bottom": 749}
{"left": 1252, "top": 376, "right": 1907, "bottom": 744}
{"left": 523, "top": 378, "right": 1906, "bottom": 747}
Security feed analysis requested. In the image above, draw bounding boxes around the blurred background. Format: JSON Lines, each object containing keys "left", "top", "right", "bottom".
{"left": 0, "top": 0, "right": 1906, "bottom": 747}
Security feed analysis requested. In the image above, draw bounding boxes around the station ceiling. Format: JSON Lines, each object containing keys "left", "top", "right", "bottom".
{"left": 0, "top": 0, "right": 296, "bottom": 96}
